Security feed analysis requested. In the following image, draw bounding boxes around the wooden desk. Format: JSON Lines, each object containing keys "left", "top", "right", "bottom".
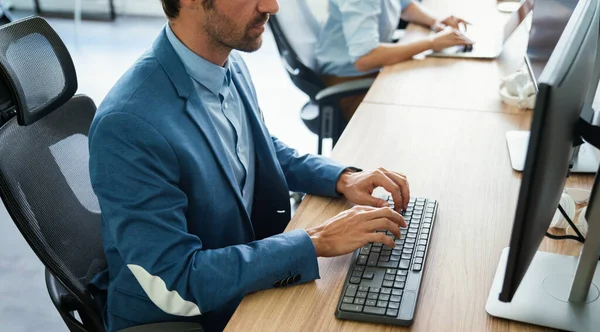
{"left": 364, "top": 1, "right": 529, "bottom": 113}
{"left": 226, "top": 104, "right": 592, "bottom": 332}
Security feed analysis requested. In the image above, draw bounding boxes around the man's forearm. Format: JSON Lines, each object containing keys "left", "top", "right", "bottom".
{"left": 354, "top": 39, "right": 433, "bottom": 73}
{"left": 401, "top": 2, "right": 437, "bottom": 28}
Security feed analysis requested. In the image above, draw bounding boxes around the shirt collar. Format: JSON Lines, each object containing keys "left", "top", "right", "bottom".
{"left": 165, "top": 23, "right": 231, "bottom": 97}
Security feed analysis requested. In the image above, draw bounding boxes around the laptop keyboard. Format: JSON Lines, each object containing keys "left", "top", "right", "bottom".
{"left": 335, "top": 196, "right": 438, "bottom": 326}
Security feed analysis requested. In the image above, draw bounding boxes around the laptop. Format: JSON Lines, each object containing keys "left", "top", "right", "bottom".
{"left": 427, "top": 0, "right": 534, "bottom": 59}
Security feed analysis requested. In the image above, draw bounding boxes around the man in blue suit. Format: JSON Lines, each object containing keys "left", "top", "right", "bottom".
{"left": 88, "top": 0, "right": 410, "bottom": 331}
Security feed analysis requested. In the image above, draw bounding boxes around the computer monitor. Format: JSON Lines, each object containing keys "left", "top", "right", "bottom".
{"left": 506, "top": 0, "right": 600, "bottom": 174}
{"left": 526, "top": 0, "right": 579, "bottom": 80}
{"left": 486, "top": 0, "right": 600, "bottom": 330}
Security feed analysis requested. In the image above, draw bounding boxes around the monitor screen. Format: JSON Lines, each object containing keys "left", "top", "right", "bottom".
{"left": 526, "top": 0, "right": 579, "bottom": 80}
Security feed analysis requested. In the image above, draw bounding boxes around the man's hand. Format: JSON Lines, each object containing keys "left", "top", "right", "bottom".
{"left": 336, "top": 167, "right": 410, "bottom": 212}
{"left": 307, "top": 206, "right": 407, "bottom": 257}
{"left": 432, "top": 15, "right": 471, "bottom": 32}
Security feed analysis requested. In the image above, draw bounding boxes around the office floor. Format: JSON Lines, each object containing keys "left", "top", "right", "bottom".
{"left": 0, "top": 14, "right": 317, "bottom": 332}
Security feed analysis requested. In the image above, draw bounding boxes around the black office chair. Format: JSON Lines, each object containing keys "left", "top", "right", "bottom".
{"left": 269, "top": 0, "right": 375, "bottom": 154}
{"left": 0, "top": 17, "right": 202, "bottom": 332}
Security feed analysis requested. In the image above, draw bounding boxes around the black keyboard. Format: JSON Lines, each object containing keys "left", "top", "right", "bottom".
{"left": 335, "top": 197, "right": 438, "bottom": 326}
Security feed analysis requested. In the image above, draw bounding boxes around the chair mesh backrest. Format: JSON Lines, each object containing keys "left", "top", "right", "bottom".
{"left": 275, "top": 0, "right": 321, "bottom": 71}
{"left": 0, "top": 17, "right": 102, "bottom": 305}
{"left": 0, "top": 16, "right": 77, "bottom": 125}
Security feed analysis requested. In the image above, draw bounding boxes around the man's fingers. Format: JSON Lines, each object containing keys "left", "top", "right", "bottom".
{"left": 363, "top": 207, "right": 407, "bottom": 228}
{"left": 373, "top": 171, "right": 404, "bottom": 211}
{"left": 364, "top": 218, "right": 402, "bottom": 239}
{"left": 382, "top": 171, "right": 410, "bottom": 210}
{"left": 366, "top": 232, "right": 396, "bottom": 248}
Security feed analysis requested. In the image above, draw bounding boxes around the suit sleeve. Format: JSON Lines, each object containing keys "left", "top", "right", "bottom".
{"left": 89, "top": 112, "right": 319, "bottom": 317}
{"left": 271, "top": 136, "right": 353, "bottom": 197}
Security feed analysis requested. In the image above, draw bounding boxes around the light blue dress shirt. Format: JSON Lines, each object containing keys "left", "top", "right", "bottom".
{"left": 315, "top": 0, "right": 414, "bottom": 77}
{"left": 166, "top": 24, "right": 255, "bottom": 214}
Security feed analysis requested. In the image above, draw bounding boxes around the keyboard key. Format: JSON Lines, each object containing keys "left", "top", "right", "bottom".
{"left": 416, "top": 251, "right": 424, "bottom": 258}
{"left": 367, "top": 253, "right": 379, "bottom": 266}
{"left": 340, "top": 304, "right": 363, "bottom": 313}
{"left": 352, "top": 271, "right": 362, "bottom": 278}
{"left": 382, "top": 244, "right": 393, "bottom": 250}
{"left": 373, "top": 242, "right": 383, "bottom": 247}
{"left": 377, "top": 300, "right": 389, "bottom": 308}
{"left": 417, "top": 245, "right": 426, "bottom": 252}
{"left": 354, "top": 298, "right": 366, "bottom": 305}
{"left": 367, "top": 293, "right": 379, "bottom": 300}
{"left": 356, "top": 291, "right": 367, "bottom": 298}
{"left": 399, "top": 259, "right": 410, "bottom": 269}
{"left": 363, "top": 306, "right": 386, "bottom": 316}
{"left": 379, "top": 294, "right": 390, "bottom": 301}
{"left": 386, "top": 309, "right": 399, "bottom": 317}
{"left": 390, "top": 295, "right": 402, "bottom": 303}
{"left": 425, "top": 213, "right": 433, "bottom": 218}
{"left": 354, "top": 265, "right": 365, "bottom": 272}
{"left": 394, "top": 240, "right": 404, "bottom": 247}
{"left": 415, "top": 258, "right": 423, "bottom": 264}
{"left": 372, "top": 246, "right": 382, "bottom": 253}
{"left": 366, "top": 300, "right": 377, "bottom": 307}
{"left": 386, "top": 269, "right": 397, "bottom": 275}
{"left": 406, "top": 238, "right": 416, "bottom": 244}
{"left": 405, "top": 243, "right": 415, "bottom": 249}
{"left": 390, "top": 255, "right": 401, "bottom": 261}
{"left": 350, "top": 277, "right": 361, "bottom": 284}
{"left": 392, "top": 248, "right": 402, "bottom": 255}
{"left": 360, "top": 246, "right": 370, "bottom": 255}
{"left": 363, "top": 271, "right": 375, "bottom": 279}
{"left": 345, "top": 285, "right": 358, "bottom": 297}
{"left": 379, "top": 255, "right": 390, "bottom": 262}
{"left": 397, "top": 270, "right": 408, "bottom": 276}
{"left": 395, "top": 275, "right": 406, "bottom": 282}
{"left": 358, "top": 286, "right": 370, "bottom": 292}
{"left": 402, "top": 248, "right": 413, "bottom": 255}
{"left": 394, "top": 282, "right": 405, "bottom": 289}
{"left": 418, "top": 240, "right": 427, "bottom": 246}
{"left": 401, "top": 253, "right": 412, "bottom": 260}
{"left": 384, "top": 274, "right": 395, "bottom": 281}
{"left": 378, "top": 261, "right": 399, "bottom": 268}
{"left": 343, "top": 297, "right": 354, "bottom": 304}
{"left": 382, "top": 280, "right": 394, "bottom": 288}
{"left": 426, "top": 208, "right": 434, "bottom": 213}
{"left": 420, "top": 234, "right": 428, "bottom": 240}
{"left": 422, "top": 228, "right": 430, "bottom": 234}
{"left": 413, "top": 264, "right": 422, "bottom": 271}
{"left": 381, "top": 288, "right": 392, "bottom": 295}
{"left": 370, "top": 287, "right": 381, "bottom": 293}
{"left": 381, "top": 249, "right": 392, "bottom": 256}
{"left": 392, "top": 289, "right": 403, "bottom": 296}
{"left": 388, "top": 301, "right": 400, "bottom": 309}
{"left": 407, "top": 233, "right": 417, "bottom": 239}
{"left": 356, "top": 255, "right": 368, "bottom": 266}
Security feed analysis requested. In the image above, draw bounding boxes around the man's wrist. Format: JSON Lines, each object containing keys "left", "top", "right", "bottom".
{"left": 335, "top": 167, "right": 361, "bottom": 196}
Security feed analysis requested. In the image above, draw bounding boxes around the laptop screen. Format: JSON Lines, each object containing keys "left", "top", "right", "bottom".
{"left": 502, "top": 0, "right": 535, "bottom": 44}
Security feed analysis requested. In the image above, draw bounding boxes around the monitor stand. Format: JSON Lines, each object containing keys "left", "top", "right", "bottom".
{"left": 487, "top": 170, "right": 600, "bottom": 330}
{"left": 486, "top": 248, "right": 600, "bottom": 331}
{"left": 506, "top": 130, "right": 600, "bottom": 173}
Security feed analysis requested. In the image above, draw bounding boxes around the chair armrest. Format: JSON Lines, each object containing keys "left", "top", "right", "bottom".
{"left": 315, "top": 78, "right": 375, "bottom": 104}
{"left": 118, "top": 322, "right": 204, "bottom": 332}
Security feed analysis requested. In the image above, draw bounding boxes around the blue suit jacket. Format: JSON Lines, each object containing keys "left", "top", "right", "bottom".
{"left": 88, "top": 27, "right": 349, "bottom": 332}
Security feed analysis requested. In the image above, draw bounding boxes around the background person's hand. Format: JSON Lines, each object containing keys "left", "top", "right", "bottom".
{"left": 306, "top": 206, "right": 407, "bottom": 257}
{"left": 429, "top": 28, "right": 473, "bottom": 52}
{"left": 434, "top": 15, "right": 471, "bottom": 31}
{"left": 336, "top": 168, "right": 410, "bottom": 212}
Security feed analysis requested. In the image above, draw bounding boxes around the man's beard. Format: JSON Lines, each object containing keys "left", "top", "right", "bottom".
{"left": 204, "top": 11, "right": 270, "bottom": 53}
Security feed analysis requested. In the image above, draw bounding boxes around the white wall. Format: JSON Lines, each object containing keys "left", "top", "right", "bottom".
{"left": 8, "top": 0, "right": 165, "bottom": 17}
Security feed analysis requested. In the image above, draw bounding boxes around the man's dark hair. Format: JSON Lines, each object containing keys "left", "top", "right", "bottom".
{"left": 161, "top": 0, "right": 215, "bottom": 19}
{"left": 161, "top": 0, "right": 180, "bottom": 19}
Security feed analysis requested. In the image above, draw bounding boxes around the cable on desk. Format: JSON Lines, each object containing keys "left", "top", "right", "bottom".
{"left": 544, "top": 204, "right": 585, "bottom": 244}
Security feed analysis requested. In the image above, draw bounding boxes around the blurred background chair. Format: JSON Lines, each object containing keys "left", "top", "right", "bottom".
{"left": 0, "top": 16, "right": 201, "bottom": 332}
{"left": 269, "top": 0, "right": 375, "bottom": 154}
